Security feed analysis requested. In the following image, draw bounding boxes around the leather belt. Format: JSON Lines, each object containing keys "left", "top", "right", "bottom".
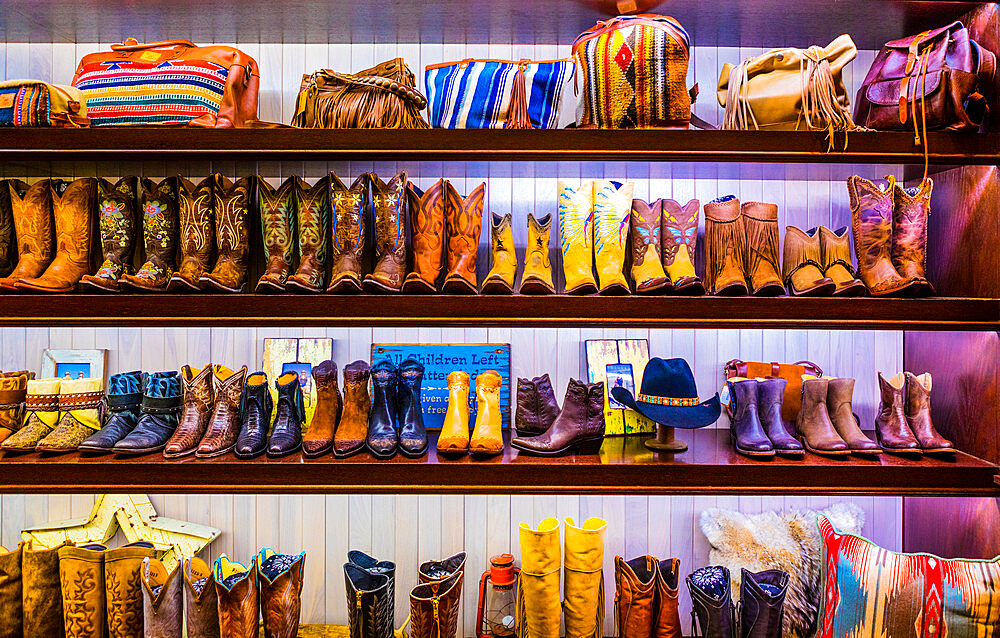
{"left": 106, "top": 392, "right": 142, "bottom": 411}
{"left": 0, "top": 389, "right": 26, "bottom": 404}
{"left": 141, "top": 395, "right": 183, "bottom": 414}
{"left": 59, "top": 390, "right": 104, "bottom": 410}
{"left": 25, "top": 393, "right": 59, "bottom": 410}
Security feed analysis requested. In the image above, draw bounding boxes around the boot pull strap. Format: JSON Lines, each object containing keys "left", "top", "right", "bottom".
{"left": 691, "top": 610, "right": 700, "bottom": 637}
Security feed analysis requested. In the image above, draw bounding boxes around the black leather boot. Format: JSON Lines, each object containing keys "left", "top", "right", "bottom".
{"left": 367, "top": 360, "right": 398, "bottom": 459}
{"left": 345, "top": 563, "right": 393, "bottom": 638}
{"left": 268, "top": 371, "right": 305, "bottom": 457}
{"left": 726, "top": 378, "right": 774, "bottom": 458}
{"left": 687, "top": 566, "right": 735, "bottom": 638}
{"left": 235, "top": 372, "right": 272, "bottom": 459}
{"left": 348, "top": 550, "right": 395, "bottom": 611}
{"left": 756, "top": 378, "right": 803, "bottom": 456}
{"left": 78, "top": 370, "right": 143, "bottom": 453}
{"left": 738, "top": 568, "right": 788, "bottom": 638}
{"left": 113, "top": 372, "right": 182, "bottom": 455}
{"left": 396, "top": 357, "right": 427, "bottom": 458}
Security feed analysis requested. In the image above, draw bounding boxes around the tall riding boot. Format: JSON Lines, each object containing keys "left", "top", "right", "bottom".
{"left": 482, "top": 212, "right": 518, "bottom": 294}
{"left": 36, "top": 376, "right": 104, "bottom": 452}
{"left": 419, "top": 552, "right": 467, "bottom": 584}
{"left": 256, "top": 549, "right": 305, "bottom": 638}
{"left": 195, "top": 365, "right": 248, "bottom": 458}
{"left": 847, "top": 175, "right": 914, "bottom": 296}
{"left": 826, "top": 377, "right": 880, "bottom": 454}
{"left": 904, "top": 372, "right": 954, "bottom": 453}
{"left": 183, "top": 556, "right": 220, "bottom": 638}
{"left": 59, "top": 543, "right": 107, "bottom": 638}
{"left": 0, "top": 370, "right": 32, "bottom": 444}
{"left": 105, "top": 542, "right": 156, "bottom": 638}
{"left": 163, "top": 365, "right": 213, "bottom": 458}
{"left": 686, "top": 566, "right": 734, "bottom": 638}
{"left": 442, "top": 181, "right": 485, "bottom": 294}
{"left": 113, "top": 372, "right": 183, "bottom": 455}
{"left": 875, "top": 372, "right": 921, "bottom": 454}
{"left": 511, "top": 379, "right": 605, "bottom": 456}
{"left": 559, "top": 181, "right": 597, "bottom": 295}
{"left": 200, "top": 175, "right": 250, "bottom": 292}
{"left": 629, "top": 199, "right": 669, "bottom": 294}
{"left": 739, "top": 569, "right": 787, "bottom": 638}
{"left": 288, "top": 175, "right": 331, "bottom": 293}
{"left": 818, "top": 226, "right": 865, "bottom": 296}
{"left": 654, "top": 558, "right": 683, "bottom": 638}
{"left": 891, "top": 179, "right": 934, "bottom": 296}
{"left": 255, "top": 175, "right": 298, "bottom": 293}
{"left": 514, "top": 374, "right": 560, "bottom": 438}
{"left": 120, "top": 178, "right": 178, "bottom": 292}
{"left": 756, "top": 377, "right": 803, "bottom": 456}
{"left": 409, "top": 572, "right": 463, "bottom": 638}
{"left": 365, "top": 171, "right": 409, "bottom": 292}
{"left": 344, "top": 563, "right": 392, "bottom": 638}
{"left": 437, "top": 370, "right": 470, "bottom": 455}
{"left": 303, "top": 360, "right": 341, "bottom": 458}
{"left": 796, "top": 377, "right": 849, "bottom": 456}
{"left": 593, "top": 180, "right": 633, "bottom": 294}
{"left": 0, "top": 179, "right": 52, "bottom": 289}
{"left": 397, "top": 357, "right": 428, "bottom": 457}
{"left": 0, "top": 180, "right": 20, "bottom": 278}
{"left": 741, "top": 202, "right": 783, "bottom": 296}
{"left": 235, "top": 372, "right": 272, "bottom": 459}
{"left": 470, "top": 370, "right": 503, "bottom": 456}
{"left": 367, "top": 360, "right": 399, "bottom": 459}
{"left": 726, "top": 378, "right": 773, "bottom": 458}
{"left": 267, "top": 371, "right": 305, "bottom": 458}
{"left": 0, "top": 543, "right": 22, "bottom": 638}
{"left": 81, "top": 177, "right": 138, "bottom": 292}
{"left": 78, "top": 370, "right": 143, "bottom": 453}
{"left": 168, "top": 176, "right": 215, "bottom": 291}
{"left": 214, "top": 555, "right": 259, "bottom": 638}
{"left": 704, "top": 196, "right": 748, "bottom": 295}
{"left": 614, "top": 556, "right": 656, "bottom": 638}
{"left": 782, "top": 226, "right": 835, "bottom": 296}
{"left": 519, "top": 213, "right": 556, "bottom": 294}
{"left": 515, "top": 519, "right": 561, "bottom": 638}
{"left": 1, "top": 378, "right": 59, "bottom": 452}
{"left": 327, "top": 174, "right": 369, "bottom": 293}
{"left": 403, "top": 179, "right": 446, "bottom": 293}
{"left": 16, "top": 178, "right": 96, "bottom": 292}
{"left": 335, "top": 361, "right": 370, "bottom": 458}
{"left": 347, "top": 550, "right": 395, "bottom": 612}
{"left": 23, "top": 541, "right": 69, "bottom": 638}
{"left": 564, "top": 518, "right": 606, "bottom": 638}
{"left": 661, "top": 199, "right": 704, "bottom": 295}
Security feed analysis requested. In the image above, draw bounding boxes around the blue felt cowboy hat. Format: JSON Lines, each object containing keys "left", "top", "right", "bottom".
{"left": 611, "top": 357, "right": 720, "bottom": 429}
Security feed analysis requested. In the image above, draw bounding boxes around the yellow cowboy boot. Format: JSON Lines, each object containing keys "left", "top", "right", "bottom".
{"left": 470, "top": 370, "right": 503, "bottom": 456}
{"left": 59, "top": 543, "right": 108, "bottom": 638}
{"left": 559, "top": 182, "right": 597, "bottom": 295}
{"left": 519, "top": 213, "right": 555, "bottom": 294}
{"left": 1, "top": 378, "right": 60, "bottom": 452}
{"left": 515, "top": 519, "right": 561, "bottom": 638}
{"left": 482, "top": 213, "right": 518, "bottom": 294}
{"left": 0, "top": 371, "right": 32, "bottom": 444}
{"left": 593, "top": 180, "right": 633, "bottom": 295}
{"left": 564, "top": 517, "right": 607, "bottom": 638}
{"left": 437, "top": 371, "right": 471, "bottom": 455}
{"left": 36, "top": 376, "right": 104, "bottom": 452}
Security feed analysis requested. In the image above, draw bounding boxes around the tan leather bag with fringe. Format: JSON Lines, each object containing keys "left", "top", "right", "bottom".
{"left": 292, "top": 58, "right": 428, "bottom": 128}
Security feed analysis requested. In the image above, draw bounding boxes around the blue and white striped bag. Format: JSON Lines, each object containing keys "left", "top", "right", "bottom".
{"left": 425, "top": 58, "right": 574, "bottom": 129}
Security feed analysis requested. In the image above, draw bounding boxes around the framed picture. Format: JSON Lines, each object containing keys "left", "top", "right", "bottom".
{"left": 585, "top": 339, "right": 655, "bottom": 436}
{"left": 605, "top": 363, "right": 636, "bottom": 410}
{"left": 40, "top": 349, "right": 108, "bottom": 383}
{"left": 262, "top": 338, "right": 333, "bottom": 426}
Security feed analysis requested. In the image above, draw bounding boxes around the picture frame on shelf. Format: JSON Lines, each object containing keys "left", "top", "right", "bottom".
{"left": 40, "top": 349, "right": 108, "bottom": 383}
{"left": 261, "top": 337, "right": 333, "bottom": 426}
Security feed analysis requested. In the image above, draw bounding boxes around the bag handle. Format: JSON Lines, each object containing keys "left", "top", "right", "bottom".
{"left": 309, "top": 69, "right": 427, "bottom": 110}
{"left": 724, "top": 358, "right": 823, "bottom": 378}
{"left": 111, "top": 38, "right": 196, "bottom": 51}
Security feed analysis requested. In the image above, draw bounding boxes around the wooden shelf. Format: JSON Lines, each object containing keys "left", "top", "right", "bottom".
{"left": 0, "top": 129, "right": 996, "bottom": 165}
{"left": 0, "top": 430, "right": 993, "bottom": 496}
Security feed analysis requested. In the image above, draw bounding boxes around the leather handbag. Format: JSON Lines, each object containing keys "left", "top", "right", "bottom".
{"left": 573, "top": 14, "right": 695, "bottom": 129}
{"left": 718, "top": 35, "right": 858, "bottom": 135}
{"left": 724, "top": 359, "right": 822, "bottom": 423}
{"left": 425, "top": 58, "right": 573, "bottom": 129}
{"left": 0, "top": 80, "right": 88, "bottom": 127}
{"left": 71, "top": 38, "right": 260, "bottom": 127}
{"left": 292, "top": 58, "right": 428, "bottom": 128}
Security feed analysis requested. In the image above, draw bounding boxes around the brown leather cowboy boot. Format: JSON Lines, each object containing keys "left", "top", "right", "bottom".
{"left": 782, "top": 226, "right": 835, "bottom": 296}
{"left": 795, "top": 377, "right": 849, "bottom": 456}
{"left": 875, "top": 372, "right": 921, "bottom": 454}
{"left": 168, "top": 176, "right": 215, "bottom": 292}
{"left": 741, "top": 201, "right": 784, "bottom": 296}
{"left": 214, "top": 555, "right": 259, "bottom": 638}
{"left": 120, "top": 178, "right": 179, "bottom": 292}
{"left": 335, "top": 360, "right": 370, "bottom": 458}
{"left": 59, "top": 543, "right": 107, "bottom": 638}
{"left": 81, "top": 177, "right": 139, "bottom": 292}
{"left": 442, "top": 182, "right": 485, "bottom": 294}
{"left": 482, "top": 212, "right": 517, "bottom": 294}
{"left": 105, "top": 542, "right": 156, "bottom": 638}
{"left": 364, "top": 171, "right": 408, "bottom": 292}
{"left": 847, "top": 175, "right": 914, "bottom": 296}
{"left": 288, "top": 175, "right": 330, "bottom": 293}
{"left": 141, "top": 557, "right": 182, "bottom": 638}
{"left": 403, "top": 179, "right": 446, "bottom": 293}
{"left": 0, "top": 179, "right": 53, "bottom": 290}
{"left": 891, "top": 179, "right": 935, "bottom": 296}
{"left": 654, "top": 558, "right": 683, "bottom": 638}
{"left": 0, "top": 179, "right": 19, "bottom": 278}
{"left": 904, "top": 372, "right": 954, "bottom": 454}
{"left": 183, "top": 557, "right": 220, "bottom": 638}
{"left": 818, "top": 226, "right": 866, "bottom": 296}
{"left": 255, "top": 175, "right": 298, "bottom": 293}
{"left": 303, "top": 359, "right": 341, "bottom": 458}
{"left": 23, "top": 541, "right": 70, "bottom": 638}
{"left": 629, "top": 200, "right": 669, "bottom": 294}
{"left": 0, "top": 543, "right": 23, "bottom": 637}
{"left": 0, "top": 370, "right": 32, "bottom": 444}
{"left": 256, "top": 549, "right": 305, "bottom": 638}
{"left": 16, "top": 178, "right": 97, "bottom": 292}
{"left": 201, "top": 175, "right": 251, "bottom": 293}
{"left": 327, "top": 174, "right": 369, "bottom": 293}
{"left": 661, "top": 199, "right": 704, "bottom": 295}
{"left": 195, "top": 365, "right": 247, "bottom": 458}
{"left": 409, "top": 572, "right": 463, "bottom": 638}
{"left": 703, "top": 196, "right": 748, "bottom": 295}
{"left": 615, "top": 556, "right": 656, "bottom": 638}
{"left": 826, "top": 377, "right": 880, "bottom": 455}
{"left": 163, "top": 365, "right": 214, "bottom": 458}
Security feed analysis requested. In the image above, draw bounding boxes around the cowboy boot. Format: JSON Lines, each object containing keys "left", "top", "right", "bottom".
{"left": 235, "top": 372, "right": 272, "bottom": 459}
{"left": 904, "top": 372, "right": 954, "bottom": 454}
{"left": 847, "top": 175, "right": 914, "bottom": 296}
{"left": 397, "top": 357, "right": 427, "bottom": 457}
{"left": 59, "top": 543, "right": 107, "bottom": 638}
{"left": 23, "top": 541, "right": 69, "bottom": 638}
{"left": 519, "top": 213, "right": 556, "bottom": 294}
{"left": 615, "top": 556, "right": 656, "bottom": 638}
{"left": 704, "top": 196, "right": 748, "bottom": 295}
{"left": 655, "top": 558, "right": 683, "bottom": 638}
{"left": 255, "top": 175, "right": 298, "bottom": 293}
{"left": 818, "top": 226, "right": 865, "bottom": 296}
{"left": 287, "top": 175, "right": 330, "bottom": 292}
{"left": 268, "top": 371, "right": 305, "bottom": 458}
{"left": 891, "top": 178, "right": 935, "bottom": 296}
{"left": 112, "top": 372, "right": 183, "bottom": 455}
{"left": 201, "top": 175, "right": 250, "bottom": 292}
{"left": 514, "top": 374, "right": 560, "bottom": 438}
{"left": 629, "top": 199, "right": 669, "bottom": 294}
{"left": 364, "top": 171, "right": 408, "bottom": 292}
{"left": 593, "top": 180, "right": 633, "bottom": 294}
{"left": 0, "top": 180, "right": 20, "bottom": 278}
{"left": 826, "top": 377, "right": 880, "bottom": 454}
{"left": 409, "top": 572, "right": 463, "bottom": 638}
{"left": 168, "top": 176, "right": 215, "bottom": 292}
{"left": 686, "top": 566, "right": 734, "bottom": 638}
{"left": 80, "top": 177, "right": 139, "bottom": 292}
{"left": 482, "top": 212, "right": 517, "bottom": 294}
{"left": 183, "top": 556, "right": 220, "bottom": 638}
{"left": 1, "top": 378, "right": 59, "bottom": 452}
{"left": 564, "top": 518, "right": 606, "bottom": 638}
{"left": 442, "top": 181, "right": 485, "bottom": 294}
{"left": 347, "top": 550, "right": 395, "bottom": 612}
{"left": 437, "top": 370, "right": 470, "bottom": 455}
{"left": 875, "top": 372, "right": 921, "bottom": 454}
{"left": 741, "top": 202, "right": 783, "bottom": 296}
{"left": 344, "top": 563, "right": 392, "bottom": 638}
{"left": 511, "top": 379, "right": 605, "bottom": 456}
{"left": 335, "top": 360, "right": 369, "bottom": 458}
{"left": 0, "top": 543, "right": 23, "bottom": 638}
{"left": 515, "top": 519, "right": 560, "bottom": 638}
{"left": 120, "top": 178, "right": 178, "bottom": 292}
{"left": 303, "top": 360, "right": 341, "bottom": 458}
{"left": 256, "top": 549, "right": 305, "bottom": 638}
{"left": 16, "top": 178, "right": 97, "bottom": 292}
{"left": 739, "top": 569, "right": 787, "bottom": 638}
{"left": 419, "top": 552, "right": 467, "bottom": 584}
{"left": 0, "top": 370, "right": 32, "bottom": 444}
{"left": 141, "top": 557, "right": 182, "bottom": 638}
{"left": 105, "top": 542, "right": 156, "bottom": 638}
{"left": 796, "top": 377, "right": 849, "bottom": 456}
{"left": 403, "top": 180, "right": 446, "bottom": 293}
{"left": 195, "top": 365, "right": 248, "bottom": 458}
{"left": 163, "top": 365, "right": 213, "bottom": 458}
{"left": 756, "top": 377, "right": 803, "bottom": 456}
{"left": 0, "top": 179, "right": 53, "bottom": 289}
{"left": 559, "top": 181, "right": 597, "bottom": 295}
{"left": 782, "top": 226, "right": 835, "bottom": 296}
{"left": 78, "top": 370, "right": 143, "bottom": 453}
{"left": 35, "top": 376, "right": 104, "bottom": 453}
{"left": 661, "top": 199, "right": 704, "bottom": 295}
{"left": 726, "top": 378, "right": 774, "bottom": 458}
{"left": 327, "top": 174, "right": 369, "bottom": 293}
{"left": 214, "top": 556, "right": 259, "bottom": 638}
{"left": 367, "top": 360, "right": 399, "bottom": 459}
{"left": 470, "top": 370, "right": 503, "bottom": 456}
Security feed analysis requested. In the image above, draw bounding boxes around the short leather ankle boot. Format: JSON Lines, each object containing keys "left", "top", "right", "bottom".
{"left": 163, "top": 365, "right": 213, "bottom": 458}
{"left": 268, "top": 372, "right": 305, "bottom": 458}
{"left": 35, "top": 376, "right": 104, "bottom": 453}
{"left": 442, "top": 181, "right": 485, "bottom": 294}
{"left": 364, "top": 171, "right": 409, "bottom": 293}
{"left": 782, "top": 226, "right": 835, "bottom": 296}
{"left": 559, "top": 181, "right": 598, "bottom": 295}
{"left": 79, "top": 370, "right": 143, "bottom": 453}
{"left": 304, "top": 360, "right": 341, "bottom": 458}
{"left": 368, "top": 360, "right": 399, "bottom": 459}
{"left": 437, "top": 370, "right": 471, "bottom": 455}
{"left": 0, "top": 370, "right": 31, "bottom": 445}
{"left": 519, "top": 213, "right": 556, "bottom": 294}
{"left": 288, "top": 175, "right": 330, "bottom": 293}
{"left": 0, "top": 378, "right": 60, "bottom": 452}
{"left": 345, "top": 563, "right": 392, "bottom": 638}
{"left": 615, "top": 556, "right": 656, "bottom": 638}
{"left": 796, "top": 377, "right": 849, "bottom": 456}
{"left": 113, "top": 372, "right": 183, "bottom": 455}
{"left": 593, "top": 180, "right": 634, "bottom": 295}
{"left": 235, "top": 372, "right": 272, "bottom": 459}
{"left": 168, "top": 176, "right": 215, "bottom": 292}
{"left": 256, "top": 549, "right": 305, "bottom": 638}
{"left": 739, "top": 568, "right": 788, "bottom": 638}
{"left": 826, "top": 377, "right": 880, "bottom": 454}
{"left": 120, "top": 178, "right": 178, "bottom": 292}
{"left": 740, "top": 202, "right": 783, "bottom": 297}
{"left": 336, "top": 361, "right": 370, "bottom": 458}
{"left": 200, "top": 175, "right": 251, "bottom": 293}
{"left": 0, "top": 543, "right": 23, "bottom": 636}
{"left": 655, "top": 558, "right": 683, "bottom": 638}
{"left": 904, "top": 372, "right": 953, "bottom": 454}
{"left": 397, "top": 357, "right": 428, "bottom": 457}
{"left": 328, "top": 174, "right": 370, "bottom": 293}
{"left": 511, "top": 379, "right": 605, "bottom": 456}
{"left": 470, "top": 370, "right": 504, "bottom": 456}
{"left": 818, "top": 226, "right": 865, "bottom": 296}
{"left": 756, "top": 377, "right": 803, "bottom": 456}
{"left": 847, "top": 175, "right": 914, "bottom": 296}
{"left": 726, "top": 378, "right": 773, "bottom": 458}
{"left": 0, "top": 179, "right": 53, "bottom": 290}
{"left": 482, "top": 212, "right": 517, "bottom": 294}
{"left": 409, "top": 572, "right": 463, "bottom": 638}
{"left": 81, "top": 177, "right": 139, "bottom": 292}
{"left": 59, "top": 543, "right": 107, "bottom": 638}
{"left": 255, "top": 175, "right": 298, "bottom": 293}
{"left": 195, "top": 365, "right": 247, "bottom": 458}
{"left": 214, "top": 555, "right": 259, "bottom": 638}
{"left": 891, "top": 179, "right": 935, "bottom": 296}
{"left": 875, "top": 372, "right": 921, "bottom": 454}
{"left": 23, "top": 541, "right": 69, "bottom": 637}
{"left": 686, "top": 566, "right": 734, "bottom": 638}
{"left": 183, "top": 556, "right": 220, "bottom": 638}
{"left": 105, "top": 542, "right": 155, "bottom": 638}
{"left": 704, "top": 196, "right": 747, "bottom": 296}
{"left": 629, "top": 199, "right": 670, "bottom": 294}
{"left": 403, "top": 179, "right": 446, "bottom": 293}
{"left": 514, "top": 374, "right": 560, "bottom": 438}
{"left": 661, "top": 199, "right": 705, "bottom": 295}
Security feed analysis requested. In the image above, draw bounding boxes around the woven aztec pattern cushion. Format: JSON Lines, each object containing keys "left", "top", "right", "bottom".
{"left": 817, "top": 515, "right": 1000, "bottom": 638}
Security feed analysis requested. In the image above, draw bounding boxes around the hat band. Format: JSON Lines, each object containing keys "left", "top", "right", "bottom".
{"left": 637, "top": 393, "right": 699, "bottom": 407}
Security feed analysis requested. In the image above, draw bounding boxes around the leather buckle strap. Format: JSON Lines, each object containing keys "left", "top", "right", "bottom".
{"left": 26, "top": 393, "right": 60, "bottom": 410}
{"left": 0, "top": 389, "right": 26, "bottom": 404}
{"left": 141, "top": 395, "right": 182, "bottom": 414}
{"left": 824, "top": 257, "right": 857, "bottom": 275}
{"left": 106, "top": 392, "right": 142, "bottom": 412}
{"left": 59, "top": 390, "right": 104, "bottom": 410}
{"left": 782, "top": 259, "right": 826, "bottom": 286}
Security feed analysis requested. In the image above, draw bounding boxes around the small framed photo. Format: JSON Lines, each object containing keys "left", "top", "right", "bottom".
{"left": 40, "top": 349, "right": 108, "bottom": 383}
{"left": 606, "top": 363, "right": 635, "bottom": 410}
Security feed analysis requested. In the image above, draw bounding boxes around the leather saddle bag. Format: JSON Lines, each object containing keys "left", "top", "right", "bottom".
{"left": 724, "top": 359, "right": 822, "bottom": 423}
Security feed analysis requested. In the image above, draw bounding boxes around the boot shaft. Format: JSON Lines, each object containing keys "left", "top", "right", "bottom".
{"left": 593, "top": 181, "right": 633, "bottom": 261}
{"left": 891, "top": 178, "right": 932, "bottom": 280}
{"left": 877, "top": 372, "right": 906, "bottom": 420}
{"left": 255, "top": 549, "right": 305, "bottom": 638}
{"left": 738, "top": 568, "right": 788, "bottom": 638}
{"left": 94, "top": 176, "right": 139, "bottom": 279}
{"left": 406, "top": 180, "right": 446, "bottom": 286}
{"left": 214, "top": 555, "right": 259, "bottom": 638}
{"left": 257, "top": 175, "right": 298, "bottom": 280}
{"left": 686, "top": 566, "right": 734, "bottom": 638}
{"left": 9, "top": 179, "right": 54, "bottom": 264}
{"left": 183, "top": 556, "right": 220, "bottom": 638}
{"left": 655, "top": 558, "right": 683, "bottom": 638}
{"left": 409, "top": 572, "right": 463, "bottom": 638}
{"left": 343, "top": 360, "right": 372, "bottom": 416}
{"left": 615, "top": 555, "right": 656, "bottom": 638}
{"left": 104, "top": 542, "right": 155, "bottom": 638}
{"left": 59, "top": 543, "right": 108, "bottom": 638}
{"left": 661, "top": 198, "right": 700, "bottom": 273}
{"left": 344, "top": 563, "right": 393, "bottom": 638}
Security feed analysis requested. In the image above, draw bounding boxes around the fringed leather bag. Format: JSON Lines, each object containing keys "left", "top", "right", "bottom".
{"left": 292, "top": 58, "right": 428, "bottom": 129}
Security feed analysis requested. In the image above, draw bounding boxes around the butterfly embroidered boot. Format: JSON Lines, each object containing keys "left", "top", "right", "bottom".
{"left": 403, "top": 179, "right": 446, "bottom": 293}
{"left": 629, "top": 199, "right": 669, "bottom": 294}
{"left": 255, "top": 175, "right": 298, "bottom": 293}
{"left": 0, "top": 179, "right": 53, "bottom": 290}
{"left": 559, "top": 181, "right": 597, "bottom": 295}
{"left": 81, "top": 177, "right": 139, "bottom": 292}
{"left": 703, "top": 196, "right": 748, "bottom": 296}
{"left": 328, "top": 174, "right": 370, "bottom": 293}
{"left": 364, "top": 171, "right": 409, "bottom": 293}
{"left": 593, "top": 180, "right": 633, "bottom": 295}
{"left": 201, "top": 175, "right": 251, "bottom": 293}
{"left": 0, "top": 377, "right": 60, "bottom": 452}
{"left": 519, "top": 213, "right": 556, "bottom": 294}
{"left": 120, "top": 178, "right": 179, "bottom": 292}
{"left": 168, "top": 176, "right": 215, "bottom": 292}
{"left": 741, "top": 202, "right": 784, "bottom": 296}
{"left": 256, "top": 549, "right": 306, "bottom": 638}
{"left": 288, "top": 175, "right": 331, "bottom": 293}
{"left": 482, "top": 212, "right": 518, "bottom": 294}
{"left": 660, "top": 199, "right": 704, "bottom": 295}
{"left": 442, "top": 181, "right": 485, "bottom": 294}
{"left": 891, "top": 178, "right": 935, "bottom": 296}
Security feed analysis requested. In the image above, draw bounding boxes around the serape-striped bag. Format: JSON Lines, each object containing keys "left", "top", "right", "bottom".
{"left": 0, "top": 80, "right": 88, "bottom": 127}
{"left": 425, "top": 58, "right": 574, "bottom": 129}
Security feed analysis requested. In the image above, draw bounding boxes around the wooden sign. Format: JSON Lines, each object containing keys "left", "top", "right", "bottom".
{"left": 585, "top": 339, "right": 656, "bottom": 436}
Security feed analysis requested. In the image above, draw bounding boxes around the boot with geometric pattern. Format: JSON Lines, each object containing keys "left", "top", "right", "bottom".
{"left": 288, "top": 176, "right": 331, "bottom": 293}
{"left": 255, "top": 175, "right": 298, "bottom": 293}
{"left": 81, "top": 176, "right": 139, "bottom": 292}
{"left": 35, "top": 376, "right": 104, "bottom": 453}
{"left": 0, "top": 378, "right": 60, "bottom": 452}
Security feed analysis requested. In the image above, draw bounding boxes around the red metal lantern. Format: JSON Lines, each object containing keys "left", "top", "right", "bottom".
{"left": 476, "top": 554, "right": 520, "bottom": 638}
